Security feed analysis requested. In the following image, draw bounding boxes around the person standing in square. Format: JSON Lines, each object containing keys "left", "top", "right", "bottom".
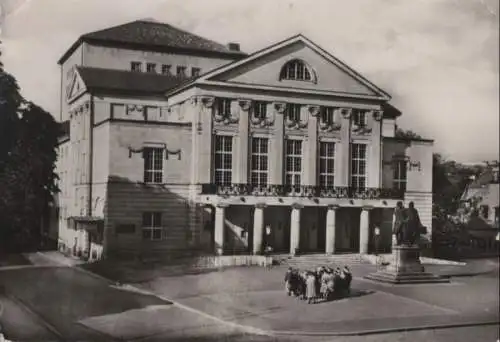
{"left": 374, "top": 225, "right": 381, "bottom": 255}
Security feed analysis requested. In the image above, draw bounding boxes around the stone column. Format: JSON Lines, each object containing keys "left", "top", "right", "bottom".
{"left": 325, "top": 205, "right": 339, "bottom": 254}
{"left": 252, "top": 203, "right": 266, "bottom": 254}
{"left": 234, "top": 99, "right": 251, "bottom": 184}
{"left": 290, "top": 203, "right": 303, "bottom": 255}
{"left": 214, "top": 204, "right": 227, "bottom": 256}
{"left": 359, "top": 206, "right": 372, "bottom": 254}
{"left": 368, "top": 110, "right": 383, "bottom": 188}
{"left": 304, "top": 105, "right": 319, "bottom": 186}
{"left": 270, "top": 102, "right": 285, "bottom": 185}
{"left": 190, "top": 97, "right": 201, "bottom": 184}
{"left": 198, "top": 96, "right": 215, "bottom": 184}
{"left": 337, "top": 108, "right": 352, "bottom": 187}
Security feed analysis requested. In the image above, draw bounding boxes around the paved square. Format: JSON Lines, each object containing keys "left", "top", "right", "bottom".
{"left": 139, "top": 265, "right": 493, "bottom": 334}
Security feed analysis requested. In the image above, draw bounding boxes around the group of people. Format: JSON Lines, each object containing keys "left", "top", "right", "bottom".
{"left": 284, "top": 266, "right": 352, "bottom": 304}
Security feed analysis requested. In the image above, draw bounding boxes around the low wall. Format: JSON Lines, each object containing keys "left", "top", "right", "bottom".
{"left": 194, "top": 255, "right": 273, "bottom": 268}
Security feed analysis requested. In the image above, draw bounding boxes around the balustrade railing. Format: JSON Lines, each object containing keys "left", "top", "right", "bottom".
{"left": 200, "top": 183, "right": 404, "bottom": 200}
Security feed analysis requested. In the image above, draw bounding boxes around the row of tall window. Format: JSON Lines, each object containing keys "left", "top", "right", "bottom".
{"left": 213, "top": 136, "right": 370, "bottom": 189}
{"left": 216, "top": 97, "right": 368, "bottom": 127}
{"left": 130, "top": 61, "right": 201, "bottom": 78}
{"left": 142, "top": 137, "right": 407, "bottom": 190}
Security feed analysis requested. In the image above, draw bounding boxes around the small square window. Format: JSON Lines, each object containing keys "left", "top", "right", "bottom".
{"left": 191, "top": 67, "right": 201, "bottom": 77}
{"left": 146, "top": 63, "right": 157, "bottom": 73}
{"left": 131, "top": 62, "right": 142, "bottom": 72}
{"left": 161, "top": 64, "right": 171, "bottom": 75}
{"left": 177, "top": 66, "right": 187, "bottom": 77}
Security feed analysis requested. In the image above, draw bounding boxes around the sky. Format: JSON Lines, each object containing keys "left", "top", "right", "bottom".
{"left": 1, "top": 0, "right": 498, "bottom": 163}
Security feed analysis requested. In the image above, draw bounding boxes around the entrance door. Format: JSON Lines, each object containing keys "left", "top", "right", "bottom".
{"left": 317, "top": 208, "right": 326, "bottom": 251}
{"left": 336, "top": 208, "right": 360, "bottom": 253}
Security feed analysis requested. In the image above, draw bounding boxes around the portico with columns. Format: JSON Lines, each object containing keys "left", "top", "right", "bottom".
{"left": 168, "top": 34, "right": 433, "bottom": 257}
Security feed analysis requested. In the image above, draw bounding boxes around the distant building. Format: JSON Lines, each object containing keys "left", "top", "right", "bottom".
{"left": 461, "top": 161, "right": 499, "bottom": 228}
{"left": 54, "top": 19, "right": 434, "bottom": 261}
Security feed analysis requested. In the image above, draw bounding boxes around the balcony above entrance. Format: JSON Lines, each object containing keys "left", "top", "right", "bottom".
{"left": 200, "top": 184, "right": 404, "bottom": 200}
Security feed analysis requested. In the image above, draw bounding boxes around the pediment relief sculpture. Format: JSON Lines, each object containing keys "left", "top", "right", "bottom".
{"left": 126, "top": 104, "right": 145, "bottom": 117}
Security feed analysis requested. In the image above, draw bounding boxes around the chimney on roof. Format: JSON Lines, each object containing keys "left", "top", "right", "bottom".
{"left": 227, "top": 42, "right": 240, "bottom": 52}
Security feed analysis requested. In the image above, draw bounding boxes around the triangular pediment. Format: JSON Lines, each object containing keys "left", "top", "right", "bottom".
{"left": 191, "top": 35, "right": 390, "bottom": 100}
{"left": 66, "top": 70, "right": 87, "bottom": 103}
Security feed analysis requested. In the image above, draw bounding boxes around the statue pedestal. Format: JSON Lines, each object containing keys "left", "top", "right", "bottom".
{"left": 365, "top": 244, "right": 449, "bottom": 284}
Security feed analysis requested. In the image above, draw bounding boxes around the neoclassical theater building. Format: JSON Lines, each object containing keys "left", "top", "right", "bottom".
{"left": 55, "top": 19, "right": 433, "bottom": 260}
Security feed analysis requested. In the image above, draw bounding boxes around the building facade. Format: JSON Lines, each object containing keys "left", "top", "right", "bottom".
{"left": 55, "top": 19, "right": 434, "bottom": 261}
{"left": 460, "top": 162, "right": 499, "bottom": 229}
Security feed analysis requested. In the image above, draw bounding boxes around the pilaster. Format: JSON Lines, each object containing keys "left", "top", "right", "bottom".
{"left": 234, "top": 99, "right": 250, "bottom": 184}
{"left": 337, "top": 108, "right": 352, "bottom": 187}
{"left": 270, "top": 102, "right": 285, "bottom": 185}
{"left": 304, "top": 105, "right": 319, "bottom": 186}
{"left": 198, "top": 96, "right": 214, "bottom": 184}
{"left": 368, "top": 110, "right": 383, "bottom": 188}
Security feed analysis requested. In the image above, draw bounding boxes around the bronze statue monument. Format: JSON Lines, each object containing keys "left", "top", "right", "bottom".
{"left": 365, "top": 201, "right": 449, "bottom": 284}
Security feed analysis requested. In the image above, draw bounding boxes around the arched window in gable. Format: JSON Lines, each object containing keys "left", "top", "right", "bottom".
{"left": 279, "top": 59, "right": 315, "bottom": 82}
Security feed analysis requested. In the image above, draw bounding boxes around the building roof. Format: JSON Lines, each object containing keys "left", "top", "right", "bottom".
{"left": 77, "top": 66, "right": 186, "bottom": 95}
{"left": 461, "top": 165, "right": 499, "bottom": 202}
{"left": 467, "top": 166, "right": 499, "bottom": 189}
{"left": 382, "top": 103, "right": 402, "bottom": 118}
{"left": 58, "top": 19, "right": 247, "bottom": 65}
{"left": 165, "top": 33, "right": 393, "bottom": 103}
{"left": 57, "top": 120, "right": 70, "bottom": 143}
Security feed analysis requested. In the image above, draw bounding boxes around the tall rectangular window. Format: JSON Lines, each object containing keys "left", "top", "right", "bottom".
{"left": 142, "top": 212, "right": 162, "bottom": 240}
{"left": 143, "top": 147, "right": 163, "bottom": 184}
{"left": 214, "top": 135, "right": 233, "bottom": 185}
{"left": 251, "top": 138, "right": 269, "bottom": 186}
{"left": 319, "top": 142, "right": 335, "bottom": 187}
{"left": 285, "top": 140, "right": 302, "bottom": 186}
{"left": 393, "top": 160, "right": 407, "bottom": 191}
{"left": 350, "top": 143, "right": 367, "bottom": 189}
{"left": 131, "top": 61, "right": 142, "bottom": 72}
{"left": 286, "top": 103, "right": 301, "bottom": 122}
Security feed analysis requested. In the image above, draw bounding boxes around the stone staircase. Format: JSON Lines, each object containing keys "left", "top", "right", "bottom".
{"left": 274, "top": 253, "right": 369, "bottom": 269}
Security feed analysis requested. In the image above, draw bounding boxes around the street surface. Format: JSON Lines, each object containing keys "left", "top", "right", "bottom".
{"left": 0, "top": 253, "right": 498, "bottom": 341}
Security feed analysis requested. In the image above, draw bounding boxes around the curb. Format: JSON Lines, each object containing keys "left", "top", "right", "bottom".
{"left": 269, "top": 320, "right": 500, "bottom": 337}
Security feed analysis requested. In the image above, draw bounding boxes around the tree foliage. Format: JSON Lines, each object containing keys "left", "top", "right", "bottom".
{"left": 432, "top": 153, "right": 485, "bottom": 223}
{"left": 0, "top": 56, "right": 59, "bottom": 252}
{"left": 395, "top": 127, "right": 423, "bottom": 140}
